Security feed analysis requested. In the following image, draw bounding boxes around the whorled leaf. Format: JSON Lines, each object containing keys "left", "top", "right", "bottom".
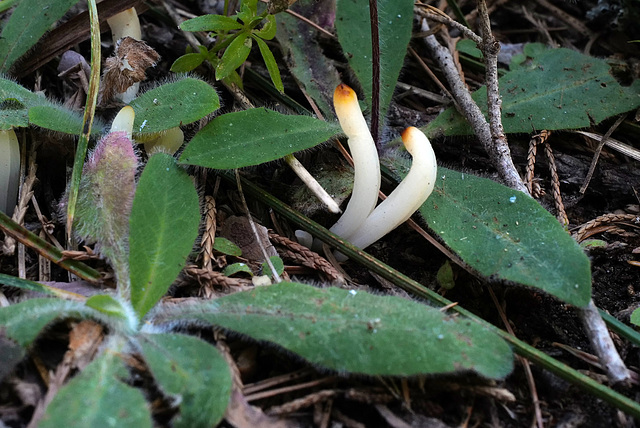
{"left": 138, "top": 333, "right": 232, "bottom": 428}
{"left": 156, "top": 282, "right": 513, "bottom": 379}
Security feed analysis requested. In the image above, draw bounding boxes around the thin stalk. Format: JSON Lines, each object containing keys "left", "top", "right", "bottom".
{"left": 0, "top": 211, "right": 100, "bottom": 282}
{"left": 368, "top": 0, "right": 380, "bottom": 145}
{"left": 600, "top": 309, "right": 640, "bottom": 348}
{"left": 66, "top": 0, "right": 101, "bottom": 243}
{"left": 226, "top": 171, "right": 640, "bottom": 419}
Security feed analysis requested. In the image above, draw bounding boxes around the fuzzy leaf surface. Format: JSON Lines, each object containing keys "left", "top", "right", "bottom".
{"left": 130, "top": 77, "right": 220, "bottom": 134}
{"left": 426, "top": 47, "right": 640, "bottom": 137}
{"left": 139, "top": 333, "right": 232, "bottom": 427}
{"left": 0, "top": 298, "right": 94, "bottom": 347}
{"left": 335, "top": 0, "right": 413, "bottom": 119}
{"left": 129, "top": 154, "right": 200, "bottom": 319}
{"left": 158, "top": 282, "right": 513, "bottom": 378}
{"left": 180, "top": 14, "right": 243, "bottom": 32}
{"left": 0, "top": 0, "right": 78, "bottom": 72}
{"left": 28, "top": 105, "right": 87, "bottom": 135}
{"left": 39, "top": 351, "right": 151, "bottom": 428}
{"left": 396, "top": 163, "right": 592, "bottom": 306}
{"left": 180, "top": 108, "right": 340, "bottom": 169}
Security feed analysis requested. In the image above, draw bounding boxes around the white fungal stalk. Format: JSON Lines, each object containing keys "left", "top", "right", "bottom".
{"left": 329, "top": 84, "right": 381, "bottom": 239}
{"left": 110, "top": 105, "right": 135, "bottom": 137}
{"left": 0, "top": 129, "right": 20, "bottom": 216}
{"left": 344, "top": 126, "right": 437, "bottom": 253}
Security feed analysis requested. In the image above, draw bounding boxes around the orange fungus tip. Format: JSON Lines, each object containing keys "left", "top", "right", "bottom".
{"left": 334, "top": 83, "right": 356, "bottom": 105}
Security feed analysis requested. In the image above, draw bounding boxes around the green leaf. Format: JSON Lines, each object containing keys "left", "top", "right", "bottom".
{"left": 253, "top": 14, "right": 277, "bottom": 40}
{"left": 275, "top": 10, "right": 341, "bottom": 118}
{"left": 39, "top": 350, "right": 152, "bottom": 428}
{"left": 180, "top": 14, "right": 243, "bottom": 32}
{"left": 253, "top": 35, "right": 284, "bottom": 93}
{"left": 212, "top": 237, "right": 242, "bottom": 256}
{"left": 138, "top": 333, "right": 232, "bottom": 428}
{"left": 85, "top": 295, "right": 129, "bottom": 321}
{"left": 130, "top": 77, "right": 220, "bottom": 134}
{"left": 0, "top": 77, "right": 46, "bottom": 106}
{"left": 216, "top": 32, "right": 252, "bottom": 81}
{"left": 261, "top": 256, "right": 284, "bottom": 278}
{"left": 28, "top": 105, "right": 93, "bottom": 135}
{"left": 407, "top": 165, "right": 591, "bottom": 306}
{"left": 159, "top": 282, "right": 513, "bottom": 378}
{"left": 223, "top": 263, "right": 253, "bottom": 276}
{"left": 170, "top": 53, "right": 206, "bottom": 73}
{"left": 0, "top": 0, "right": 78, "bottom": 72}
{"left": 129, "top": 154, "right": 200, "bottom": 319}
{"left": 425, "top": 47, "right": 640, "bottom": 137}
{"left": 179, "top": 108, "right": 340, "bottom": 169}
{"left": 631, "top": 308, "right": 640, "bottom": 327}
{"left": 0, "top": 273, "right": 83, "bottom": 299}
{"left": 0, "top": 298, "right": 93, "bottom": 347}
{"left": 457, "top": 39, "right": 482, "bottom": 59}
{"left": 0, "top": 106, "right": 29, "bottom": 130}
{"left": 335, "top": 0, "right": 413, "bottom": 119}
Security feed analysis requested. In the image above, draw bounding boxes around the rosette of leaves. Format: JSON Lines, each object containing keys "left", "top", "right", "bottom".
{"left": 171, "top": 0, "right": 283, "bottom": 92}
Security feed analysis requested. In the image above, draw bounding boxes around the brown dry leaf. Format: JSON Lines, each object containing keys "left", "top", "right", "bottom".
{"left": 100, "top": 37, "right": 160, "bottom": 104}
{"left": 220, "top": 216, "right": 278, "bottom": 262}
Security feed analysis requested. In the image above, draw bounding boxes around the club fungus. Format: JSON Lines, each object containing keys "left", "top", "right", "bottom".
{"left": 328, "top": 84, "right": 381, "bottom": 239}
{"left": 342, "top": 126, "right": 437, "bottom": 255}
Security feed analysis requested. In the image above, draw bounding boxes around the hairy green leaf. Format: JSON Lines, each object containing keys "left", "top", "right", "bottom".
{"left": 28, "top": 105, "right": 88, "bottom": 135}
{"left": 335, "top": 0, "right": 413, "bottom": 119}
{"left": 85, "top": 295, "right": 129, "bottom": 321}
{"left": 0, "top": 0, "right": 78, "bottom": 72}
{"left": 0, "top": 273, "right": 84, "bottom": 299}
{"left": 261, "top": 256, "right": 284, "bottom": 278}
{"left": 426, "top": 46, "right": 640, "bottom": 137}
{"left": 397, "top": 164, "right": 592, "bottom": 306}
{"left": 158, "top": 282, "right": 513, "bottom": 378}
{"left": 129, "top": 154, "right": 200, "bottom": 319}
{"left": 139, "top": 333, "right": 232, "bottom": 427}
{"left": 131, "top": 77, "right": 220, "bottom": 134}
{"left": 180, "top": 14, "right": 243, "bottom": 32}
{"left": 0, "top": 298, "right": 94, "bottom": 347}
{"left": 223, "top": 263, "right": 253, "bottom": 276}
{"left": 179, "top": 108, "right": 340, "bottom": 169}
{"left": 39, "top": 350, "right": 152, "bottom": 428}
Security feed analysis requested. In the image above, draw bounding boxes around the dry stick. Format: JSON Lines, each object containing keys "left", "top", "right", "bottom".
{"left": 476, "top": 0, "right": 528, "bottom": 194}
{"left": 580, "top": 299, "right": 631, "bottom": 385}
{"left": 420, "top": 19, "right": 528, "bottom": 194}
{"left": 414, "top": 4, "right": 482, "bottom": 45}
{"left": 579, "top": 114, "right": 627, "bottom": 194}
{"left": 234, "top": 170, "right": 282, "bottom": 283}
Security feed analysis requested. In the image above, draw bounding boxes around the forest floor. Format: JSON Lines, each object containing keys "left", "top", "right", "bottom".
{"left": 2, "top": 0, "right": 640, "bottom": 427}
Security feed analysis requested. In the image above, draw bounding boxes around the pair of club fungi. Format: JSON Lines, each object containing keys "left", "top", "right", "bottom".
{"left": 311, "top": 84, "right": 437, "bottom": 261}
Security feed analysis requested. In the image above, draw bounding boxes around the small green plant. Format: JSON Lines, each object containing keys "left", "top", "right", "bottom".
{"left": 171, "top": 0, "right": 283, "bottom": 92}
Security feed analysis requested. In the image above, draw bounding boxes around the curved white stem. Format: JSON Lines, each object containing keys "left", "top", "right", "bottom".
{"left": 328, "top": 84, "right": 381, "bottom": 239}
{"left": 107, "top": 7, "right": 142, "bottom": 41}
{"left": 344, "top": 127, "right": 437, "bottom": 253}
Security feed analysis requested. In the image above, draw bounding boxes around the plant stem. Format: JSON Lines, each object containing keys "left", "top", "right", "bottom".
{"left": 368, "top": 0, "right": 380, "bottom": 146}
{"left": 0, "top": 211, "right": 100, "bottom": 282}
{"left": 227, "top": 172, "right": 640, "bottom": 419}
{"left": 66, "top": 0, "right": 101, "bottom": 243}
